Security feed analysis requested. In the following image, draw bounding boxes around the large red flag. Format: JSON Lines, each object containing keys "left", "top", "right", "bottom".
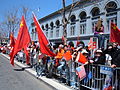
{"left": 33, "top": 14, "right": 56, "bottom": 57}
{"left": 110, "top": 22, "right": 120, "bottom": 45}
{"left": 10, "top": 16, "right": 31, "bottom": 66}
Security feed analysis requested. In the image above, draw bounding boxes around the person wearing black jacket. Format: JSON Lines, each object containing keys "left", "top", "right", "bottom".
{"left": 92, "top": 49, "right": 106, "bottom": 65}
{"left": 91, "top": 49, "right": 106, "bottom": 89}
{"left": 111, "top": 42, "right": 120, "bottom": 89}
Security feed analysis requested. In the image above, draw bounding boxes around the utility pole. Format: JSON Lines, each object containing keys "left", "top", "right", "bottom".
{"left": 62, "top": 0, "right": 67, "bottom": 45}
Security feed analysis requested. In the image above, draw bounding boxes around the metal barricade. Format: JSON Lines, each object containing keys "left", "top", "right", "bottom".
{"left": 79, "top": 64, "right": 120, "bottom": 90}
{"left": 33, "top": 57, "right": 120, "bottom": 90}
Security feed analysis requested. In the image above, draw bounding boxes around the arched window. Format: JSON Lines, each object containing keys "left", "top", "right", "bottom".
{"left": 91, "top": 7, "right": 100, "bottom": 17}
{"left": 32, "top": 29, "right": 34, "bottom": 33}
{"left": 70, "top": 15, "right": 76, "bottom": 22}
{"left": 79, "top": 11, "right": 87, "bottom": 20}
{"left": 50, "top": 22, "right": 54, "bottom": 28}
{"left": 45, "top": 24, "right": 49, "bottom": 29}
{"left": 41, "top": 25, "right": 44, "bottom": 30}
{"left": 105, "top": 1, "right": 117, "bottom": 31}
{"left": 62, "top": 18, "right": 67, "bottom": 24}
{"left": 105, "top": 1, "right": 117, "bottom": 13}
{"left": 55, "top": 20, "right": 60, "bottom": 27}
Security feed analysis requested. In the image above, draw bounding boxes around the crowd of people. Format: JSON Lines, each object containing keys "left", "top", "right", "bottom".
{"left": 0, "top": 19, "right": 120, "bottom": 89}
{"left": 1, "top": 40, "right": 119, "bottom": 89}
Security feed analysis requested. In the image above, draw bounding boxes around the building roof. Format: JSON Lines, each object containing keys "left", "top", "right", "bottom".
{"left": 31, "top": 0, "right": 101, "bottom": 25}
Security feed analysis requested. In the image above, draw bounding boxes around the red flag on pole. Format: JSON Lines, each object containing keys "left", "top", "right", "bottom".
{"left": 33, "top": 14, "right": 56, "bottom": 57}
{"left": 110, "top": 22, "right": 120, "bottom": 45}
{"left": 10, "top": 33, "right": 16, "bottom": 47}
{"left": 10, "top": 16, "right": 31, "bottom": 66}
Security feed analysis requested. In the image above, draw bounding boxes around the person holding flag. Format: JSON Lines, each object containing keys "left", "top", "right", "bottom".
{"left": 9, "top": 33, "right": 16, "bottom": 56}
{"left": 32, "top": 13, "right": 56, "bottom": 57}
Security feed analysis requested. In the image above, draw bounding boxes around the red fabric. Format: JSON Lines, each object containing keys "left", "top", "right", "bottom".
{"left": 88, "top": 38, "right": 96, "bottom": 50}
{"left": 76, "top": 52, "right": 88, "bottom": 64}
{"left": 104, "top": 86, "right": 112, "bottom": 90}
{"left": 79, "top": 53, "right": 88, "bottom": 64}
{"left": 110, "top": 22, "right": 120, "bottom": 45}
{"left": 76, "top": 36, "right": 80, "bottom": 47}
{"left": 10, "top": 33, "right": 16, "bottom": 47}
{"left": 63, "top": 51, "right": 72, "bottom": 61}
{"left": 76, "top": 41, "right": 80, "bottom": 47}
{"left": 10, "top": 16, "right": 31, "bottom": 66}
{"left": 33, "top": 14, "right": 56, "bottom": 57}
{"left": 24, "top": 48, "right": 30, "bottom": 65}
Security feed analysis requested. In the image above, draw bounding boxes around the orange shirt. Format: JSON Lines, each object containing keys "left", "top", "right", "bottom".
{"left": 55, "top": 49, "right": 64, "bottom": 59}
{"left": 63, "top": 50, "right": 72, "bottom": 61}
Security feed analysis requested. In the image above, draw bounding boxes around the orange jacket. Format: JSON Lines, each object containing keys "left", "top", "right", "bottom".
{"left": 55, "top": 49, "right": 64, "bottom": 59}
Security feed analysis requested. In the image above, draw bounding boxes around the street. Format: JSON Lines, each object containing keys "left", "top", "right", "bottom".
{"left": 0, "top": 54, "right": 55, "bottom": 90}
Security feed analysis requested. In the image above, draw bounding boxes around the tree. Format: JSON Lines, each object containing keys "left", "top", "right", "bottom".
{"left": 62, "top": 0, "right": 81, "bottom": 45}
{"left": 21, "top": 6, "right": 30, "bottom": 22}
{"left": 1, "top": 9, "right": 20, "bottom": 36}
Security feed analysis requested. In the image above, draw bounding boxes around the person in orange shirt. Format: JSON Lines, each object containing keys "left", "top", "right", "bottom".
{"left": 55, "top": 44, "right": 64, "bottom": 67}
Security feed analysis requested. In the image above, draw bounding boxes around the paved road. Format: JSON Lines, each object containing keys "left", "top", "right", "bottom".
{"left": 0, "top": 54, "right": 55, "bottom": 90}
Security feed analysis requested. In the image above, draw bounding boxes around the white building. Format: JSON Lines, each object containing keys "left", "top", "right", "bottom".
{"left": 31, "top": 0, "right": 120, "bottom": 46}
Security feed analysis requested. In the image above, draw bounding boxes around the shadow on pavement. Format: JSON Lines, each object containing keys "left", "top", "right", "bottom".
{"left": 14, "top": 66, "right": 32, "bottom": 71}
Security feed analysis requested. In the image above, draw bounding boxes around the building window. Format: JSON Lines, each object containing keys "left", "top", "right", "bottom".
{"left": 56, "top": 20, "right": 60, "bottom": 28}
{"left": 107, "top": 18, "right": 117, "bottom": 31}
{"left": 70, "top": 26, "right": 75, "bottom": 36}
{"left": 80, "top": 24, "right": 86, "bottom": 34}
{"left": 79, "top": 11, "right": 87, "bottom": 20}
{"left": 70, "top": 15, "right": 76, "bottom": 24}
{"left": 106, "top": 1, "right": 117, "bottom": 31}
{"left": 50, "top": 22, "right": 54, "bottom": 29}
{"left": 91, "top": 7, "right": 100, "bottom": 17}
{"left": 45, "top": 24, "right": 49, "bottom": 29}
{"left": 41, "top": 25, "right": 45, "bottom": 30}
{"left": 56, "top": 29, "right": 59, "bottom": 37}
{"left": 105, "top": 1, "right": 117, "bottom": 13}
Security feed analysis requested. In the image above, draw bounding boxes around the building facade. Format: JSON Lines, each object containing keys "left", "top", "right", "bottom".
{"left": 31, "top": 0, "right": 120, "bottom": 46}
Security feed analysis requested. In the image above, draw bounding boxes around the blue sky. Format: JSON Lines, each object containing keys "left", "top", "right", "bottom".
{"left": 0, "top": 0, "right": 72, "bottom": 22}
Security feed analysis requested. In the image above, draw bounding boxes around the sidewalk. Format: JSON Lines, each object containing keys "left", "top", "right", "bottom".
{"left": 1, "top": 53, "right": 73, "bottom": 90}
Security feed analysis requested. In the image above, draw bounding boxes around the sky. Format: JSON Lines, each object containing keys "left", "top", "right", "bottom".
{"left": 0, "top": 0, "right": 72, "bottom": 22}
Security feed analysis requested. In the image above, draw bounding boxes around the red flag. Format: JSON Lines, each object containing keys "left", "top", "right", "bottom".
{"left": 10, "top": 33, "right": 16, "bottom": 47}
{"left": 110, "top": 22, "right": 120, "bottom": 45}
{"left": 10, "top": 16, "right": 31, "bottom": 66}
{"left": 76, "top": 35, "right": 80, "bottom": 47}
{"left": 33, "top": 14, "right": 56, "bottom": 57}
{"left": 75, "top": 52, "right": 88, "bottom": 64}
{"left": 63, "top": 50, "right": 72, "bottom": 61}
{"left": 88, "top": 38, "right": 96, "bottom": 50}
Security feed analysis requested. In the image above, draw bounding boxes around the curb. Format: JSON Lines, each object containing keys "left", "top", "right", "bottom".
{"left": 1, "top": 53, "right": 72, "bottom": 90}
